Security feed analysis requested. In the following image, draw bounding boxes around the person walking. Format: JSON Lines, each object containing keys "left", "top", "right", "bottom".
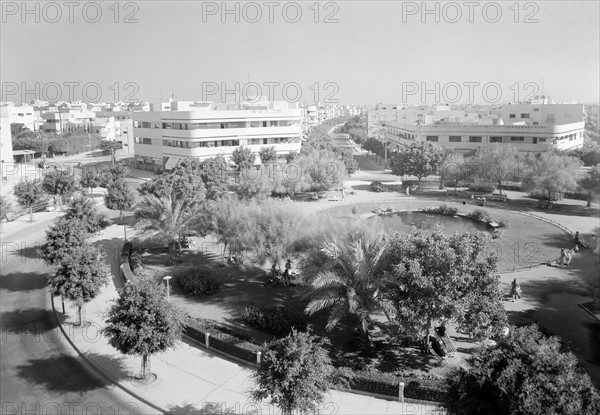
{"left": 283, "top": 259, "right": 292, "bottom": 286}
{"left": 510, "top": 278, "right": 522, "bottom": 301}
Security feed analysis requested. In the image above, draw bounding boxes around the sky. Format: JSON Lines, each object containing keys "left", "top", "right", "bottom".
{"left": 1, "top": 1, "right": 599, "bottom": 106}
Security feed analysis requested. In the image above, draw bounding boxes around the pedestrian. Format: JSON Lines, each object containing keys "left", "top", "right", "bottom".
{"left": 564, "top": 250, "right": 572, "bottom": 266}
{"left": 510, "top": 278, "right": 522, "bottom": 301}
{"left": 283, "top": 259, "right": 292, "bottom": 286}
{"left": 559, "top": 249, "right": 566, "bottom": 267}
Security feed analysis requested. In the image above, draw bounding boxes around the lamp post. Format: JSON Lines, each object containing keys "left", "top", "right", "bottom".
{"left": 163, "top": 276, "right": 172, "bottom": 301}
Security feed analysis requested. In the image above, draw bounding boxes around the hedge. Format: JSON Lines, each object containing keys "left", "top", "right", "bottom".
{"left": 348, "top": 370, "right": 448, "bottom": 402}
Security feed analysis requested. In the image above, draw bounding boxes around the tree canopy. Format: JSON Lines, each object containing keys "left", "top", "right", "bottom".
{"left": 385, "top": 229, "right": 507, "bottom": 343}
{"left": 522, "top": 152, "right": 582, "bottom": 202}
{"left": 445, "top": 325, "right": 600, "bottom": 415}
{"left": 391, "top": 142, "right": 441, "bottom": 185}
{"left": 250, "top": 329, "right": 344, "bottom": 415}
{"left": 103, "top": 277, "right": 184, "bottom": 379}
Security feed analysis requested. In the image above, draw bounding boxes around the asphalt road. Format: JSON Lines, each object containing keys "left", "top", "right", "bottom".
{"left": 0, "top": 213, "right": 158, "bottom": 415}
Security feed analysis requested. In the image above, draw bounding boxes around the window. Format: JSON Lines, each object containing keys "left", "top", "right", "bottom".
{"left": 489, "top": 136, "right": 503, "bottom": 143}
{"left": 510, "top": 137, "right": 525, "bottom": 142}
{"left": 533, "top": 122, "right": 538, "bottom": 125}
{"left": 162, "top": 122, "right": 173, "bottom": 129}
{"left": 250, "top": 121, "right": 261, "bottom": 128}
{"left": 469, "top": 136, "right": 482, "bottom": 143}
{"left": 248, "top": 138, "right": 261, "bottom": 145}
{"left": 538, "top": 137, "right": 546, "bottom": 142}
{"left": 136, "top": 138, "right": 152, "bottom": 145}
{"left": 509, "top": 114, "right": 516, "bottom": 119}
{"left": 521, "top": 114, "right": 530, "bottom": 118}
{"left": 533, "top": 108, "right": 540, "bottom": 112}
{"left": 426, "top": 136, "right": 438, "bottom": 142}
{"left": 449, "top": 136, "right": 461, "bottom": 143}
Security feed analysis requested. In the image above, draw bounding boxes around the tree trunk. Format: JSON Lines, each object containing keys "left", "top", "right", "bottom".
{"left": 29, "top": 206, "right": 33, "bottom": 222}
{"left": 120, "top": 209, "right": 123, "bottom": 225}
{"left": 423, "top": 316, "right": 432, "bottom": 352}
{"left": 77, "top": 305, "right": 82, "bottom": 326}
{"left": 141, "top": 354, "right": 149, "bottom": 380}
{"left": 587, "top": 193, "right": 592, "bottom": 208}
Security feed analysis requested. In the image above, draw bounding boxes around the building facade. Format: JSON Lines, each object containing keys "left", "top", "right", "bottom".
{"left": 383, "top": 103, "right": 585, "bottom": 153}
{"left": 132, "top": 100, "right": 303, "bottom": 170}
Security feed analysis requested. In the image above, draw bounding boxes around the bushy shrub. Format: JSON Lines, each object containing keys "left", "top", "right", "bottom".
{"left": 370, "top": 181, "right": 387, "bottom": 192}
{"left": 498, "top": 219, "right": 509, "bottom": 228}
{"left": 468, "top": 180, "right": 496, "bottom": 193}
{"left": 178, "top": 270, "right": 220, "bottom": 296}
{"left": 371, "top": 205, "right": 394, "bottom": 215}
{"left": 467, "top": 208, "right": 493, "bottom": 223}
{"left": 241, "top": 305, "right": 307, "bottom": 336}
{"left": 351, "top": 205, "right": 360, "bottom": 215}
{"left": 422, "top": 204, "right": 458, "bottom": 216}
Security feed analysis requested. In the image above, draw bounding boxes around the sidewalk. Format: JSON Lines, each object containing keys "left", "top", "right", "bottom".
{"left": 56, "top": 281, "right": 443, "bottom": 414}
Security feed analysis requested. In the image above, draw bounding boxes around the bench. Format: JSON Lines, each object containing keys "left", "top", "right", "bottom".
{"left": 490, "top": 193, "right": 508, "bottom": 202}
{"left": 434, "top": 332, "right": 457, "bottom": 357}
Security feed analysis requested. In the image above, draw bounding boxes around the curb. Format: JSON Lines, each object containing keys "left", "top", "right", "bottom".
{"left": 50, "top": 294, "right": 168, "bottom": 414}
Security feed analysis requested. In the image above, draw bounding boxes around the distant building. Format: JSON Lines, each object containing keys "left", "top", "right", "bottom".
{"left": 93, "top": 111, "right": 135, "bottom": 154}
{"left": 1, "top": 107, "right": 14, "bottom": 165}
{"left": 0, "top": 103, "right": 37, "bottom": 132}
{"left": 132, "top": 99, "right": 303, "bottom": 171}
{"left": 383, "top": 103, "right": 585, "bottom": 153}
{"left": 41, "top": 108, "right": 94, "bottom": 134}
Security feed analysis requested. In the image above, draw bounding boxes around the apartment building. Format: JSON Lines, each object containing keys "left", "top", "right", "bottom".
{"left": 383, "top": 103, "right": 585, "bottom": 153}
{"left": 132, "top": 100, "right": 303, "bottom": 171}
{"left": 1, "top": 107, "right": 13, "bottom": 165}
{"left": 41, "top": 108, "right": 95, "bottom": 133}
{"left": 93, "top": 111, "right": 135, "bottom": 154}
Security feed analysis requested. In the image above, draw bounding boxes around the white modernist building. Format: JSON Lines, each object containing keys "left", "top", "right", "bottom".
{"left": 132, "top": 100, "right": 303, "bottom": 170}
{"left": 382, "top": 103, "right": 585, "bottom": 153}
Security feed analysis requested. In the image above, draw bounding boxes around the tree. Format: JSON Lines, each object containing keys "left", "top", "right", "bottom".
{"left": 199, "top": 155, "right": 229, "bottom": 200}
{"left": 138, "top": 158, "right": 207, "bottom": 211}
{"left": 63, "top": 196, "right": 104, "bottom": 234}
{"left": 250, "top": 329, "right": 345, "bottom": 415}
{"left": 103, "top": 277, "right": 184, "bottom": 380}
{"left": 41, "top": 217, "right": 89, "bottom": 265}
{"left": 578, "top": 164, "right": 600, "bottom": 207}
{"left": 210, "top": 197, "right": 255, "bottom": 260}
{"left": 468, "top": 145, "right": 524, "bottom": 194}
{"left": 249, "top": 200, "right": 309, "bottom": 268}
{"left": 79, "top": 167, "right": 102, "bottom": 198}
{"left": 231, "top": 146, "right": 256, "bottom": 171}
{"left": 1, "top": 196, "right": 12, "bottom": 223}
{"left": 393, "top": 142, "right": 441, "bottom": 186}
{"left": 47, "top": 245, "right": 108, "bottom": 325}
{"left": 98, "top": 162, "right": 129, "bottom": 188}
{"left": 305, "top": 233, "right": 390, "bottom": 343}
{"left": 333, "top": 147, "right": 359, "bottom": 175}
{"left": 13, "top": 179, "right": 44, "bottom": 221}
{"left": 42, "top": 169, "right": 78, "bottom": 209}
{"left": 259, "top": 146, "right": 278, "bottom": 164}
{"left": 445, "top": 325, "right": 600, "bottom": 415}
{"left": 385, "top": 229, "right": 507, "bottom": 347}
{"left": 304, "top": 152, "right": 347, "bottom": 191}
{"left": 105, "top": 179, "right": 135, "bottom": 224}
{"left": 235, "top": 167, "right": 273, "bottom": 200}
{"left": 522, "top": 152, "right": 583, "bottom": 204}
{"left": 285, "top": 151, "right": 299, "bottom": 164}
{"left": 134, "top": 193, "right": 205, "bottom": 262}
{"left": 98, "top": 140, "right": 122, "bottom": 164}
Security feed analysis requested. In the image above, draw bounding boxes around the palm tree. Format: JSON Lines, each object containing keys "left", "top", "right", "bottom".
{"left": 134, "top": 191, "right": 202, "bottom": 263}
{"left": 305, "top": 233, "right": 390, "bottom": 344}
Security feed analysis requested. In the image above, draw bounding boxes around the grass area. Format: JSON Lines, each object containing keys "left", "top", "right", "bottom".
{"left": 321, "top": 201, "right": 572, "bottom": 273}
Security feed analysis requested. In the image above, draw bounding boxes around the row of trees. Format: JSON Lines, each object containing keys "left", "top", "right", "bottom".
{"left": 384, "top": 142, "right": 600, "bottom": 206}
{"left": 12, "top": 130, "right": 105, "bottom": 157}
